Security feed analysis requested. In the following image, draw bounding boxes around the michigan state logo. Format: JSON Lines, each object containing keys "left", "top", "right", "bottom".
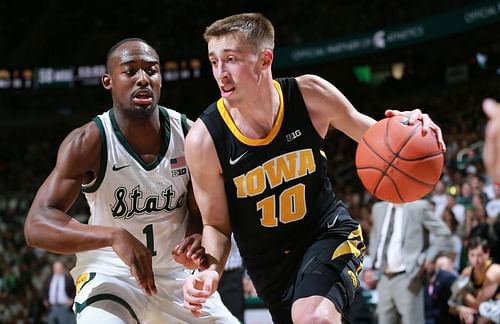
{"left": 111, "top": 185, "right": 185, "bottom": 218}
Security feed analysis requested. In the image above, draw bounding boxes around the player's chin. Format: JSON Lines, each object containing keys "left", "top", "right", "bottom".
{"left": 134, "top": 103, "right": 155, "bottom": 111}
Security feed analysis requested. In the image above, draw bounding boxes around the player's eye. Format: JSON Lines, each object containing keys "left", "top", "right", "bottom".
{"left": 124, "top": 69, "right": 136, "bottom": 76}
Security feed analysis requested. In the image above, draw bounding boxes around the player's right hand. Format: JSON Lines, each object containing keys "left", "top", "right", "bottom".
{"left": 111, "top": 228, "right": 157, "bottom": 296}
{"left": 183, "top": 270, "right": 219, "bottom": 317}
{"left": 171, "top": 233, "right": 208, "bottom": 270}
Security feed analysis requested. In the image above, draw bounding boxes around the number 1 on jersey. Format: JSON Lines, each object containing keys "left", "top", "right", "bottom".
{"left": 143, "top": 224, "right": 157, "bottom": 256}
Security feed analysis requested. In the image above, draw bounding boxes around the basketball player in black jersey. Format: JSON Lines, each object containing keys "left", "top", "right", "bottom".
{"left": 182, "top": 13, "right": 446, "bottom": 323}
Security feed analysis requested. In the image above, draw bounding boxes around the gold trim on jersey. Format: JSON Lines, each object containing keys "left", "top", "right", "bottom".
{"left": 216, "top": 80, "right": 284, "bottom": 146}
{"left": 331, "top": 225, "right": 365, "bottom": 261}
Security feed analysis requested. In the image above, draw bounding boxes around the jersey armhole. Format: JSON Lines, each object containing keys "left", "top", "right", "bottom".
{"left": 181, "top": 113, "right": 190, "bottom": 137}
{"left": 82, "top": 117, "right": 107, "bottom": 193}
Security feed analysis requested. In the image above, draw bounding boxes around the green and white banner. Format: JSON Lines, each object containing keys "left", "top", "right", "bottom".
{"left": 274, "top": 0, "right": 500, "bottom": 69}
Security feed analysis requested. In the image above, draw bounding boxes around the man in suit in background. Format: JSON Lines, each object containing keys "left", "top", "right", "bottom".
{"left": 42, "top": 260, "right": 76, "bottom": 324}
{"left": 369, "top": 199, "right": 453, "bottom": 324}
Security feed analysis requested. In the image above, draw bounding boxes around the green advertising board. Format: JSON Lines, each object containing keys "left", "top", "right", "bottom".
{"left": 274, "top": 0, "right": 500, "bottom": 69}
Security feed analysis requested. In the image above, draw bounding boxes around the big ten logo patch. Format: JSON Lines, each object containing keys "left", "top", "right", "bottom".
{"left": 286, "top": 129, "right": 302, "bottom": 142}
{"left": 172, "top": 168, "right": 187, "bottom": 177}
{"left": 170, "top": 156, "right": 187, "bottom": 177}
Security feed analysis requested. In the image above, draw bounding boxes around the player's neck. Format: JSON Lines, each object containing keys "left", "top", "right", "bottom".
{"left": 225, "top": 79, "right": 280, "bottom": 139}
{"left": 114, "top": 108, "right": 163, "bottom": 155}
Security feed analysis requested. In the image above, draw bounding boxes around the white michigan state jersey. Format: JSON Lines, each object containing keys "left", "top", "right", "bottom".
{"left": 72, "top": 106, "right": 191, "bottom": 278}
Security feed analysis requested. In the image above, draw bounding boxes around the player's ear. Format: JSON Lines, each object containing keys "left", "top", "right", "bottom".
{"left": 102, "top": 73, "right": 112, "bottom": 90}
{"left": 260, "top": 49, "right": 273, "bottom": 69}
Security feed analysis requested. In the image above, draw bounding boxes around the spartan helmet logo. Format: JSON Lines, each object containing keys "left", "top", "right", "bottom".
{"left": 373, "top": 30, "right": 386, "bottom": 49}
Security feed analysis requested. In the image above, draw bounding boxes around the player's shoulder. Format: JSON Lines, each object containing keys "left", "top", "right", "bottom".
{"left": 64, "top": 121, "right": 100, "bottom": 147}
{"left": 295, "top": 74, "right": 326, "bottom": 90}
{"left": 158, "top": 105, "right": 193, "bottom": 134}
{"left": 56, "top": 121, "right": 102, "bottom": 172}
{"left": 60, "top": 121, "right": 101, "bottom": 157}
{"left": 186, "top": 119, "right": 211, "bottom": 147}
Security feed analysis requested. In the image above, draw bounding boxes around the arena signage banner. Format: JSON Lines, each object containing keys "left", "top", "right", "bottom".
{"left": 274, "top": 0, "right": 500, "bottom": 68}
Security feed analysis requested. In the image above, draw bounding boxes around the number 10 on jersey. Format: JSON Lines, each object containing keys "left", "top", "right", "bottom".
{"left": 257, "top": 183, "right": 306, "bottom": 227}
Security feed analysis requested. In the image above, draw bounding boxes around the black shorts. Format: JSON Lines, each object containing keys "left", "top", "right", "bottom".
{"left": 267, "top": 224, "right": 365, "bottom": 324}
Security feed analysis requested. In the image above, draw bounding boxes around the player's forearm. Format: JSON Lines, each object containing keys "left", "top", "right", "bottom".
{"left": 202, "top": 225, "right": 231, "bottom": 276}
{"left": 185, "top": 211, "right": 203, "bottom": 238}
{"left": 25, "top": 206, "right": 116, "bottom": 254}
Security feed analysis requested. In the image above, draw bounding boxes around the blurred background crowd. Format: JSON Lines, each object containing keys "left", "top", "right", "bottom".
{"left": 1, "top": 0, "right": 499, "bottom": 323}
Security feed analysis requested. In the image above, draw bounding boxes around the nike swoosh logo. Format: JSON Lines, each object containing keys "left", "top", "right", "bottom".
{"left": 112, "top": 164, "right": 131, "bottom": 171}
{"left": 327, "top": 215, "right": 339, "bottom": 229}
{"left": 229, "top": 151, "right": 248, "bottom": 165}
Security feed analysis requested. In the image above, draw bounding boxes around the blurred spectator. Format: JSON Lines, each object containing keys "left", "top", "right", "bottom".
{"left": 42, "top": 260, "right": 76, "bottom": 324}
{"left": 467, "top": 200, "right": 490, "bottom": 241}
{"left": 442, "top": 207, "right": 464, "bottom": 272}
{"left": 486, "top": 184, "right": 500, "bottom": 221}
{"left": 448, "top": 193, "right": 466, "bottom": 226}
{"left": 369, "top": 200, "right": 453, "bottom": 324}
{"left": 424, "top": 254, "right": 460, "bottom": 324}
{"left": 430, "top": 180, "right": 449, "bottom": 219}
{"left": 449, "top": 236, "right": 500, "bottom": 324}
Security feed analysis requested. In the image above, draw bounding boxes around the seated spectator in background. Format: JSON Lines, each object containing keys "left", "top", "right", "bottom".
{"left": 442, "top": 207, "right": 464, "bottom": 272}
{"left": 469, "top": 199, "right": 491, "bottom": 241}
{"left": 448, "top": 193, "right": 466, "bottom": 227}
{"left": 42, "top": 260, "right": 76, "bottom": 324}
{"left": 449, "top": 236, "right": 500, "bottom": 324}
{"left": 431, "top": 180, "right": 449, "bottom": 219}
{"left": 486, "top": 184, "right": 500, "bottom": 222}
{"left": 457, "top": 181, "right": 474, "bottom": 207}
{"left": 424, "top": 254, "right": 460, "bottom": 324}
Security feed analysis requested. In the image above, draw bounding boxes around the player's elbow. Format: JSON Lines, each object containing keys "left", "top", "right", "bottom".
{"left": 24, "top": 225, "right": 35, "bottom": 248}
{"left": 24, "top": 211, "right": 42, "bottom": 248}
{"left": 24, "top": 218, "right": 36, "bottom": 247}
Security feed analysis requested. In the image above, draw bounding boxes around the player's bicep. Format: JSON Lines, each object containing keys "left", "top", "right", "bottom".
{"left": 31, "top": 124, "right": 101, "bottom": 213}
{"left": 297, "top": 74, "right": 375, "bottom": 142}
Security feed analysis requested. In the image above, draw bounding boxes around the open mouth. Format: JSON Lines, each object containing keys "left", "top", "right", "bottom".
{"left": 220, "top": 85, "right": 235, "bottom": 97}
{"left": 132, "top": 89, "right": 154, "bottom": 106}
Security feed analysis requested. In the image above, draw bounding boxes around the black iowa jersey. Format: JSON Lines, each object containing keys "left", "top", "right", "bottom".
{"left": 200, "top": 78, "right": 356, "bottom": 301}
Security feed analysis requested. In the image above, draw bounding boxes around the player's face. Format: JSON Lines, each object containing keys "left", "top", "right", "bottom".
{"left": 468, "top": 245, "right": 490, "bottom": 268}
{"left": 105, "top": 41, "right": 162, "bottom": 116}
{"left": 207, "top": 34, "right": 261, "bottom": 105}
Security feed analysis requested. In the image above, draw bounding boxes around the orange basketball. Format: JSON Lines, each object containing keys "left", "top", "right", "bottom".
{"left": 355, "top": 116, "right": 444, "bottom": 203}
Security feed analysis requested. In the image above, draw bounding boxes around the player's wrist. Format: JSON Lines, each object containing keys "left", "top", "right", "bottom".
{"left": 205, "top": 264, "right": 223, "bottom": 278}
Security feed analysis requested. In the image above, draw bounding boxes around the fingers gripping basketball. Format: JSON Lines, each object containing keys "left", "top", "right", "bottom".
{"left": 355, "top": 116, "right": 444, "bottom": 203}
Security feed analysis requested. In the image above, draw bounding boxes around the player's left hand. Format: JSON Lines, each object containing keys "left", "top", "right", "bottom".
{"left": 171, "top": 234, "right": 208, "bottom": 270}
{"left": 385, "top": 108, "right": 446, "bottom": 152}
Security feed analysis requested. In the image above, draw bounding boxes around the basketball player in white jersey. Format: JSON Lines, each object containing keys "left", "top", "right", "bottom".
{"left": 24, "top": 38, "right": 238, "bottom": 324}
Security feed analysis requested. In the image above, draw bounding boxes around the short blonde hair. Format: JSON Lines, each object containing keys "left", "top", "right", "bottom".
{"left": 204, "top": 13, "right": 275, "bottom": 51}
